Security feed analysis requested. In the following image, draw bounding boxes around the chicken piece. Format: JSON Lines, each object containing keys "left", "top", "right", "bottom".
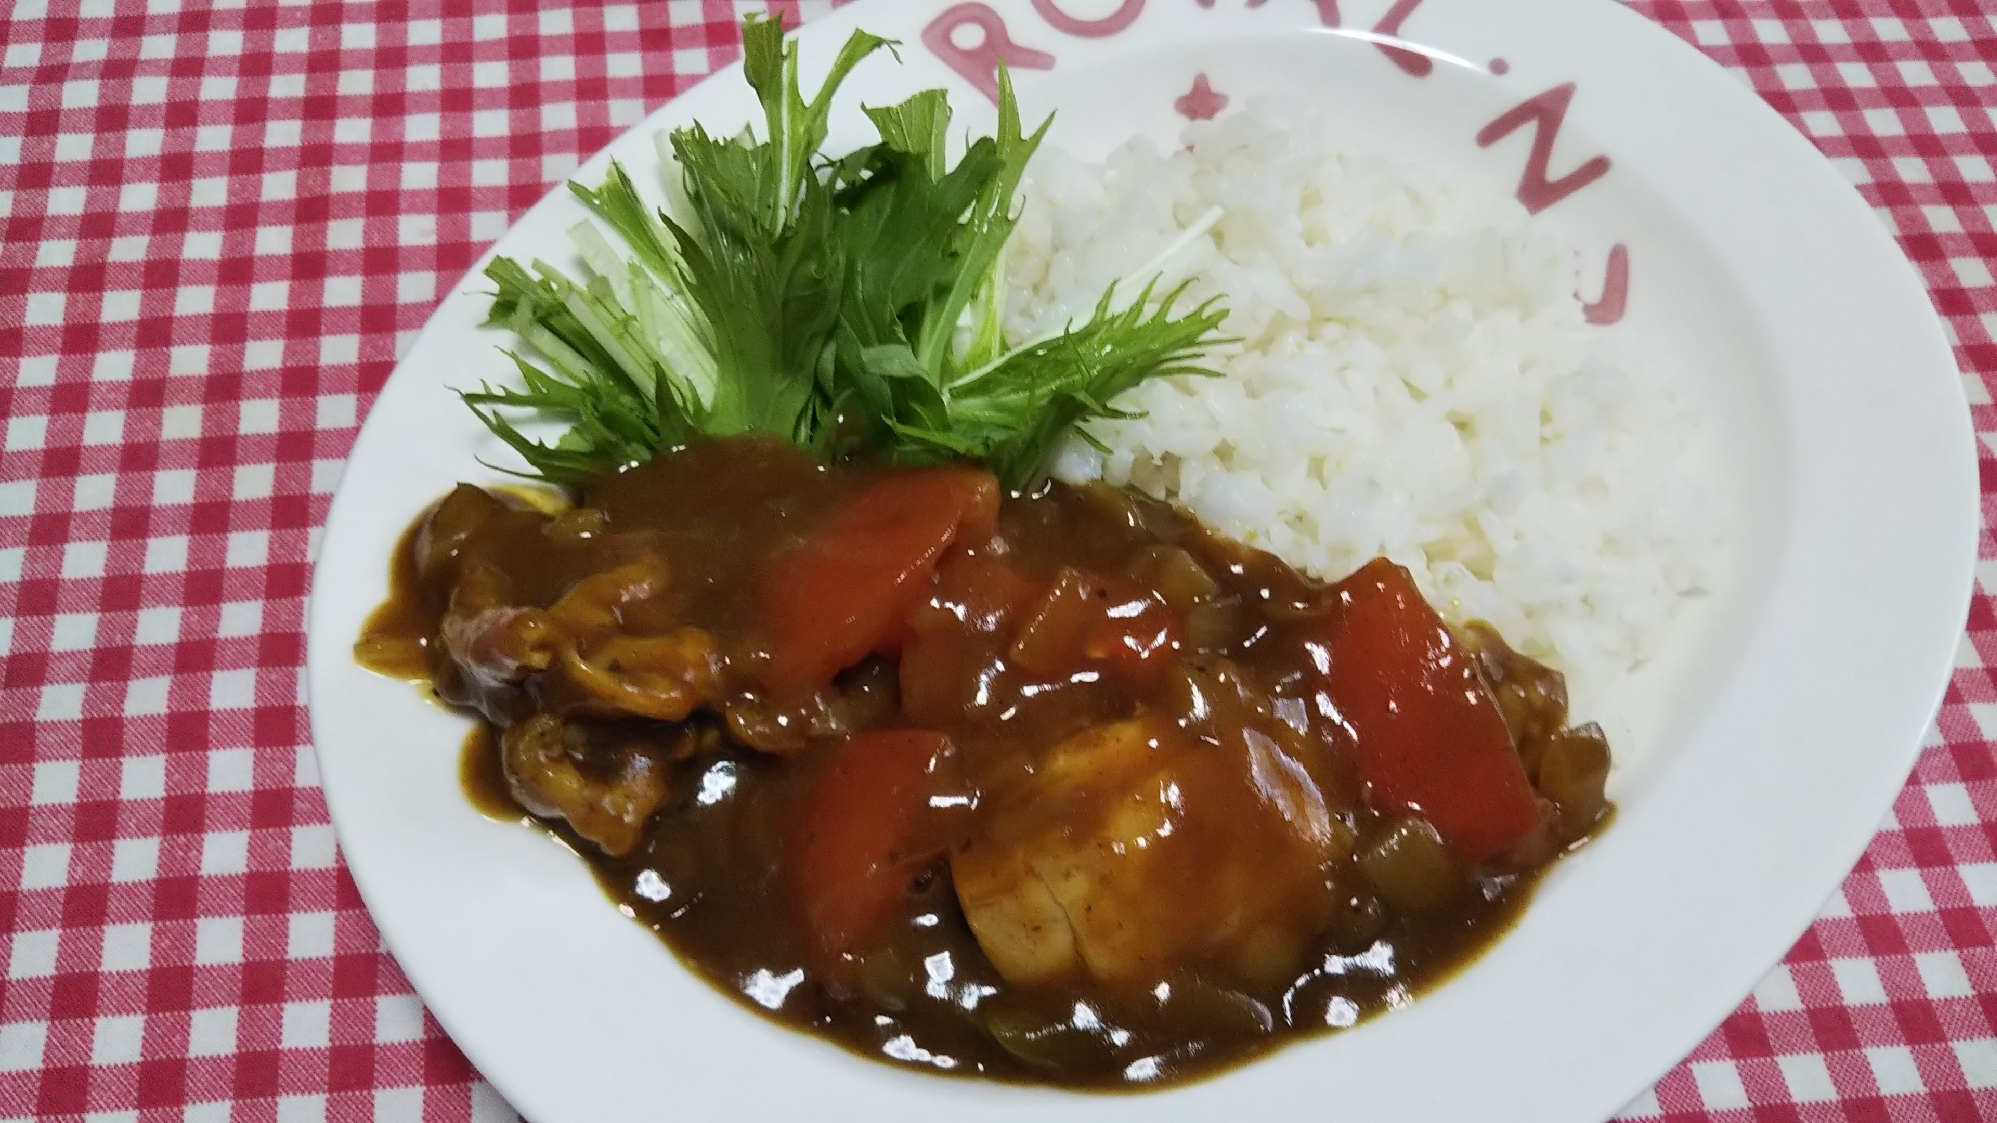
{"left": 500, "top": 713, "right": 671, "bottom": 857}
{"left": 529, "top": 555, "right": 718, "bottom": 721}
{"left": 441, "top": 605, "right": 559, "bottom": 689}
{"left": 555, "top": 629, "right": 719, "bottom": 722}
{"left": 546, "top": 558, "right": 675, "bottom": 636}
{"left": 438, "top": 562, "right": 561, "bottom": 696}
{"left": 954, "top": 717, "right": 1345, "bottom": 989}
{"left": 415, "top": 484, "right": 510, "bottom": 582}
{"left": 723, "top": 658, "right": 900, "bottom": 756}
{"left": 438, "top": 549, "right": 719, "bottom": 723}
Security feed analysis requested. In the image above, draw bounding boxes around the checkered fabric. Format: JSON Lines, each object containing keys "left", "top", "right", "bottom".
{"left": 0, "top": 0, "right": 1991, "bottom": 1119}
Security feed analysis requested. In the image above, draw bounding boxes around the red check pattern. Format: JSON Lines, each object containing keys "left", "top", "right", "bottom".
{"left": 0, "top": 1, "right": 1991, "bottom": 1119}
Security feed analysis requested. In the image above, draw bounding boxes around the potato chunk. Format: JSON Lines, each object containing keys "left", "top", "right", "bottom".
{"left": 953, "top": 716, "right": 1343, "bottom": 988}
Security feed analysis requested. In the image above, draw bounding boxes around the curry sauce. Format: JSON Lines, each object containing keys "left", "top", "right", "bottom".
{"left": 359, "top": 435, "right": 1610, "bottom": 1089}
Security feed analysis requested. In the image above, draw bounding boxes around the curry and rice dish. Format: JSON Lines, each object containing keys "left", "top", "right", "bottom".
{"left": 358, "top": 437, "right": 1609, "bottom": 1088}
{"left": 352, "top": 15, "right": 1701, "bottom": 1091}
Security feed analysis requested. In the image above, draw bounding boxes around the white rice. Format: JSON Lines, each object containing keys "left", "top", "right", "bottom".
{"left": 1008, "top": 100, "right": 1718, "bottom": 703}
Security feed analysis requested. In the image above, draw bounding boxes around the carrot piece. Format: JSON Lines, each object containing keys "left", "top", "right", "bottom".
{"left": 758, "top": 467, "right": 999, "bottom": 696}
{"left": 1319, "top": 558, "right": 1540, "bottom": 862}
{"left": 788, "top": 729, "right": 955, "bottom": 962}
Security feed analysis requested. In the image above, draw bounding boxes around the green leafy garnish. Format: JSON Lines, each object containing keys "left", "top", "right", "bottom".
{"left": 464, "top": 14, "right": 1226, "bottom": 491}
{"left": 895, "top": 281, "right": 1224, "bottom": 490}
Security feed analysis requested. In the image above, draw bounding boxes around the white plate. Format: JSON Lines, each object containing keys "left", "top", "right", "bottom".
{"left": 304, "top": 1, "right": 1977, "bottom": 1120}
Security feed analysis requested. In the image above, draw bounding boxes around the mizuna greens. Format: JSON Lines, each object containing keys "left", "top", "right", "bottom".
{"left": 462, "top": 15, "right": 1225, "bottom": 491}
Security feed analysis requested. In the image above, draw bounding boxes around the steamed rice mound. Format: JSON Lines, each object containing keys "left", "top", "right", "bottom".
{"left": 1010, "top": 101, "right": 1717, "bottom": 701}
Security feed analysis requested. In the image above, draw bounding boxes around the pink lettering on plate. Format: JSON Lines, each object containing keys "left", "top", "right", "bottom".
{"left": 1583, "top": 244, "right": 1629, "bottom": 325}
{"left": 923, "top": 3, "right": 1058, "bottom": 103}
{"left": 1175, "top": 73, "right": 1229, "bottom": 120}
{"left": 899, "top": 0, "right": 1631, "bottom": 322}
{"left": 1197, "top": 0, "right": 1337, "bottom": 23}
{"left": 1032, "top": 0, "right": 1145, "bottom": 37}
{"left": 1476, "top": 82, "right": 1611, "bottom": 215}
{"left": 1371, "top": 0, "right": 1432, "bottom": 77}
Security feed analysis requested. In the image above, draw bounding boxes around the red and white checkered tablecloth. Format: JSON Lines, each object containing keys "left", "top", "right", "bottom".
{"left": 1, "top": 0, "right": 1992, "bottom": 1119}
